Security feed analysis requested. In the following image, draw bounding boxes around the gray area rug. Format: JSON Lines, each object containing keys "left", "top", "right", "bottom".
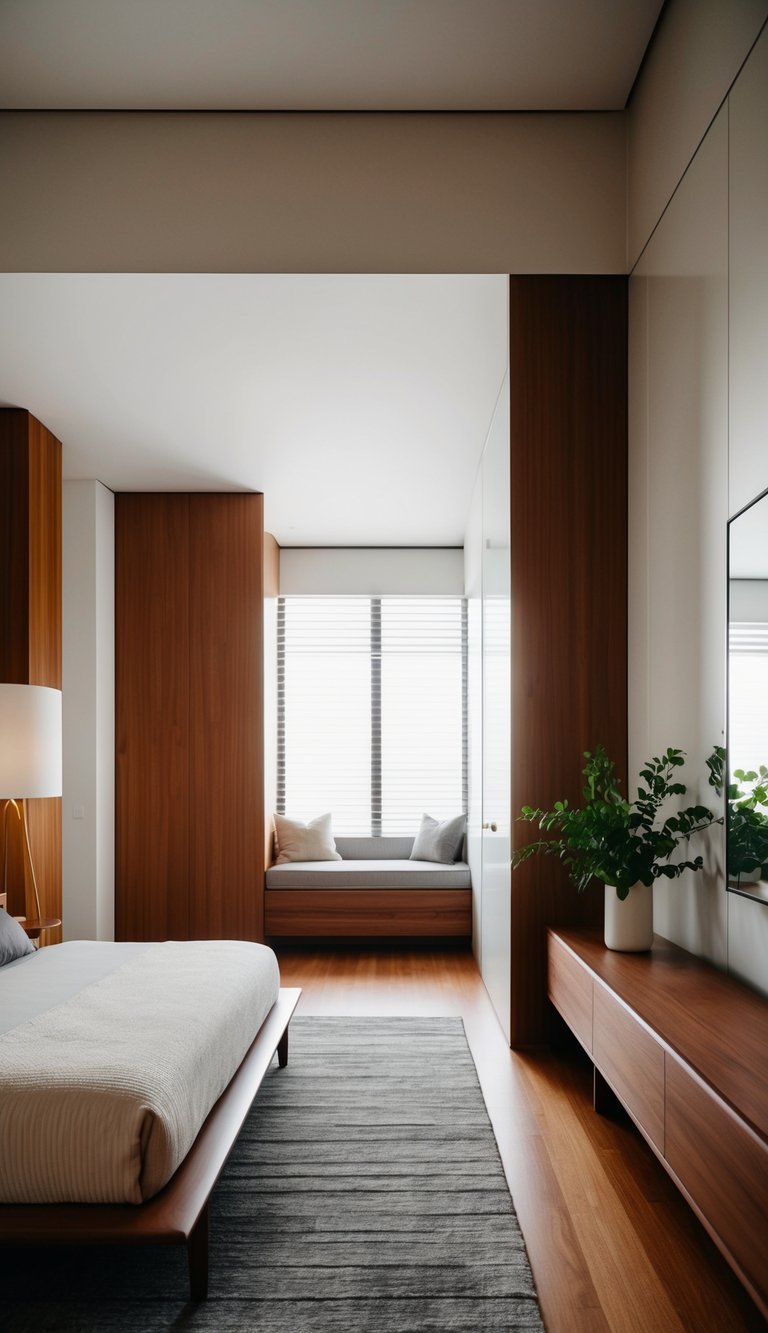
{"left": 0, "top": 1016, "right": 544, "bottom": 1331}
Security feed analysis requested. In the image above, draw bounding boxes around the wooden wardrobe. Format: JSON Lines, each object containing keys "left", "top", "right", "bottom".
{"left": 115, "top": 493, "right": 265, "bottom": 942}
{"left": 0, "top": 409, "right": 62, "bottom": 941}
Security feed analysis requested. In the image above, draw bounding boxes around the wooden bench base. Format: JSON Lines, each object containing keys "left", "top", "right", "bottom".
{"left": 0, "top": 987, "right": 301, "bottom": 1301}
{"left": 265, "top": 887, "right": 472, "bottom": 936}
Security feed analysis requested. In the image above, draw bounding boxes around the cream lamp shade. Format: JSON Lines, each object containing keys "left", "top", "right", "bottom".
{"left": 0, "top": 684, "right": 62, "bottom": 798}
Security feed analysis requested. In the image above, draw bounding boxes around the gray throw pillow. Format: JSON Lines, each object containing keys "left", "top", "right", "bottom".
{"left": 0, "top": 911, "right": 35, "bottom": 966}
{"left": 410, "top": 813, "right": 466, "bottom": 865}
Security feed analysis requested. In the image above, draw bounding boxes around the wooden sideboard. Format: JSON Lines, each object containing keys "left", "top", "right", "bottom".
{"left": 547, "top": 927, "right": 768, "bottom": 1320}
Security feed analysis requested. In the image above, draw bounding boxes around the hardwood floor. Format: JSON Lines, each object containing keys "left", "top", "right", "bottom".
{"left": 274, "top": 941, "right": 766, "bottom": 1333}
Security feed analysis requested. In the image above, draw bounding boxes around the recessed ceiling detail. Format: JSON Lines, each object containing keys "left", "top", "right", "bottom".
{"left": 0, "top": 0, "right": 663, "bottom": 112}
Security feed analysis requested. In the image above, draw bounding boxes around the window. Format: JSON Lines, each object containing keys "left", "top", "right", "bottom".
{"left": 277, "top": 595, "right": 467, "bottom": 836}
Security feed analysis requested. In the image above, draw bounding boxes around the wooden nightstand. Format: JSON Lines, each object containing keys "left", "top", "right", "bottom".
{"left": 20, "top": 917, "right": 61, "bottom": 942}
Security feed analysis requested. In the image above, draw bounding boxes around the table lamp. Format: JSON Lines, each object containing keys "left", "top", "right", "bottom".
{"left": 0, "top": 683, "right": 62, "bottom": 927}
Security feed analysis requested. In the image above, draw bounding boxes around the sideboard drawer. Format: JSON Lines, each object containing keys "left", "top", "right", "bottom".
{"left": 593, "top": 983, "right": 664, "bottom": 1151}
{"left": 666, "top": 1054, "right": 768, "bottom": 1308}
{"left": 548, "top": 933, "right": 592, "bottom": 1053}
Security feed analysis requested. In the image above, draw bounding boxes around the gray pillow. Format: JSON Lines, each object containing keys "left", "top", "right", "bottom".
{"left": 410, "top": 813, "right": 466, "bottom": 865}
{"left": 0, "top": 911, "right": 35, "bottom": 966}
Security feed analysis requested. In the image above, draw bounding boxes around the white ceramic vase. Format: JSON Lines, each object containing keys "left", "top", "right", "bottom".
{"left": 604, "top": 882, "right": 653, "bottom": 952}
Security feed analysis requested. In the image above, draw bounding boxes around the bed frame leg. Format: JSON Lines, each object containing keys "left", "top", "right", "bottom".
{"left": 277, "top": 1025, "right": 289, "bottom": 1068}
{"left": 188, "top": 1203, "right": 209, "bottom": 1301}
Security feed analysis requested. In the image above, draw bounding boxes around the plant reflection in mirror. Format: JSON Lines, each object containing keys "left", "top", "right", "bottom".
{"left": 708, "top": 745, "right": 768, "bottom": 884}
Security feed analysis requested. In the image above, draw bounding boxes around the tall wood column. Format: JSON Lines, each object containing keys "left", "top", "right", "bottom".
{"left": 115, "top": 492, "right": 265, "bottom": 943}
{"left": 509, "top": 276, "right": 628, "bottom": 1046}
{"left": 0, "top": 409, "right": 62, "bottom": 941}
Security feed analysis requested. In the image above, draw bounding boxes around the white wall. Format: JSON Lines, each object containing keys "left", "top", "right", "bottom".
{"left": 725, "top": 25, "right": 768, "bottom": 993}
{"left": 280, "top": 547, "right": 464, "bottom": 596}
{"left": 629, "top": 107, "right": 728, "bottom": 966}
{"left": 0, "top": 111, "right": 626, "bottom": 273}
{"left": 62, "top": 480, "right": 115, "bottom": 940}
{"left": 629, "top": 9, "right": 768, "bottom": 991}
{"left": 729, "top": 25, "right": 768, "bottom": 517}
{"left": 627, "top": 0, "right": 767, "bottom": 267}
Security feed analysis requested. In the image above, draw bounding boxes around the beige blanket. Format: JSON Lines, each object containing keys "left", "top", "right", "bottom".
{"left": 0, "top": 940, "right": 280, "bottom": 1204}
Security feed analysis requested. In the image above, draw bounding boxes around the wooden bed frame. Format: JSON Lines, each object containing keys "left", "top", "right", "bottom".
{"left": 0, "top": 985, "right": 301, "bottom": 1301}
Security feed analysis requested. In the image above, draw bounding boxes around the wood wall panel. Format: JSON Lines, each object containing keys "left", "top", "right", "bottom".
{"left": 116, "top": 492, "right": 265, "bottom": 943}
{"left": 188, "top": 495, "right": 264, "bottom": 941}
{"left": 27, "top": 415, "right": 62, "bottom": 689}
{"left": 0, "top": 409, "right": 62, "bottom": 941}
{"left": 509, "top": 276, "right": 628, "bottom": 1047}
{"left": 262, "top": 532, "right": 280, "bottom": 871}
{"left": 0, "top": 417, "right": 31, "bottom": 685}
{"left": 115, "top": 495, "right": 190, "bottom": 941}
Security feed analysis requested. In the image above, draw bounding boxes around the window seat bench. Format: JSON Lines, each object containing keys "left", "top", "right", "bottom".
{"left": 264, "top": 836, "right": 472, "bottom": 937}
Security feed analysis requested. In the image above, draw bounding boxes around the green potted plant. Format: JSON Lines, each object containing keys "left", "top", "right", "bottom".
{"left": 511, "top": 745, "right": 720, "bottom": 951}
{"left": 708, "top": 745, "right": 768, "bottom": 887}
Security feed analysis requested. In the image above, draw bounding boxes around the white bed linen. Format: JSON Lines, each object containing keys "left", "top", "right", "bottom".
{"left": 0, "top": 940, "right": 150, "bottom": 1036}
{"left": 0, "top": 939, "right": 280, "bottom": 1205}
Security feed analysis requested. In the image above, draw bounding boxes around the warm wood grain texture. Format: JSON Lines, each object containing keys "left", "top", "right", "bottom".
{"left": 666, "top": 1054, "right": 768, "bottom": 1317}
{"left": 26, "top": 415, "right": 62, "bottom": 690}
{"left": 265, "top": 887, "right": 472, "bottom": 936}
{"left": 593, "top": 983, "right": 665, "bottom": 1152}
{"left": 0, "top": 988, "right": 300, "bottom": 1301}
{"left": 262, "top": 532, "right": 280, "bottom": 870}
{"left": 188, "top": 495, "right": 264, "bottom": 941}
{"left": 115, "top": 495, "right": 190, "bottom": 941}
{"left": 550, "top": 927, "right": 768, "bottom": 1320}
{"left": 116, "top": 493, "right": 265, "bottom": 942}
{"left": 509, "top": 277, "right": 628, "bottom": 1048}
{"left": 0, "top": 409, "right": 62, "bottom": 942}
{"left": 0, "top": 411, "right": 31, "bottom": 684}
{"left": 552, "top": 928, "right": 768, "bottom": 1140}
{"left": 274, "top": 943, "right": 761, "bottom": 1332}
{"left": 548, "top": 930, "right": 593, "bottom": 1053}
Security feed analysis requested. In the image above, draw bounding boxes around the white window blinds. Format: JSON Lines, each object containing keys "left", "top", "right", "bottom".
{"left": 277, "top": 595, "right": 467, "bottom": 837}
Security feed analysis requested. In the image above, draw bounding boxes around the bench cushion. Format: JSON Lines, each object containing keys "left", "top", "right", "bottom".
{"left": 265, "top": 858, "right": 471, "bottom": 890}
{"left": 333, "top": 837, "right": 414, "bottom": 859}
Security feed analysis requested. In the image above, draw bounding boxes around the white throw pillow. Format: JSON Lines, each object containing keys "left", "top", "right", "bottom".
{"left": 273, "top": 812, "right": 342, "bottom": 864}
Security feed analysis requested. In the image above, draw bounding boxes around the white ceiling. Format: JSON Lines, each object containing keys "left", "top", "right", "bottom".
{"left": 0, "top": 5, "right": 661, "bottom": 548}
{"left": 0, "top": 274, "right": 508, "bottom": 546}
{"left": 0, "top": 0, "right": 663, "bottom": 111}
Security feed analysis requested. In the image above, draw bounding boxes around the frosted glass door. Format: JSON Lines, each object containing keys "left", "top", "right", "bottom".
{"left": 481, "top": 374, "right": 511, "bottom": 1041}
{"left": 464, "top": 469, "right": 484, "bottom": 965}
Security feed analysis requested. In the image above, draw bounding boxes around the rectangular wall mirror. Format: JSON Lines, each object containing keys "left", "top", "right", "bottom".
{"left": 727, "top": 486, "right": 768, "bottom": 904}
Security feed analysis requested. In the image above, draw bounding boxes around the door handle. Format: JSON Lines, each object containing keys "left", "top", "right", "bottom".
{"left": 482, "top": 822, "right": 498, "bottom": 832}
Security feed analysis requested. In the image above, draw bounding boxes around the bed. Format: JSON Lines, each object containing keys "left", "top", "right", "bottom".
{"left": 0, "top": 931, "right": 300, "bottom": 1299}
